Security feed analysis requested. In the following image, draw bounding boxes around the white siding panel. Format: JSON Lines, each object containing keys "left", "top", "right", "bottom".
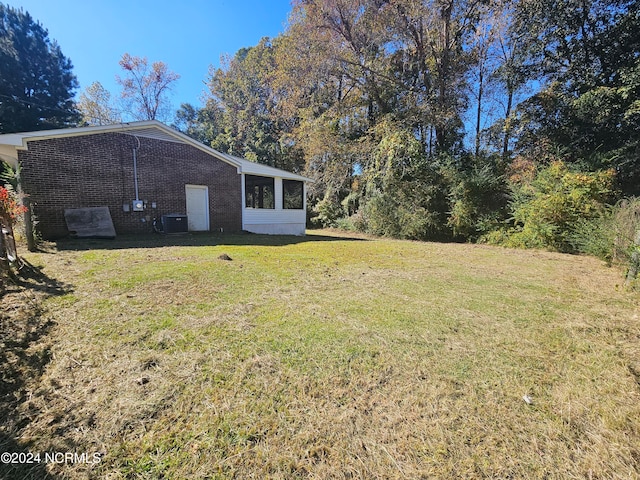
{"left": 243, "top": 208, "right": 306, "bottom": 235}
{"left": 244, "top": 223, "right": 306, "bottom": 235}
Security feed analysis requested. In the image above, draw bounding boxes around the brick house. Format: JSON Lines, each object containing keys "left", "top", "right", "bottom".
{"left": 0, "top": 120, "right": 311, "bottom": 239}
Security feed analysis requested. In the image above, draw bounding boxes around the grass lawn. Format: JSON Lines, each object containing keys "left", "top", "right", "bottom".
{"left": 2, "top": 229, "right": 639, "bottom": 479}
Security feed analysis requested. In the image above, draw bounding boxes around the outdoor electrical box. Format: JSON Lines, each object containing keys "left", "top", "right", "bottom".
{"left": 162, "top": 214, "right": 188, "bottom": 234}
{"left": 132, "top": 200, "right": 144, "bottom": 212}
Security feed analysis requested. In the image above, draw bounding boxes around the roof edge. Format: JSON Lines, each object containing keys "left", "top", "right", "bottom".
{"left": 0, "top": 120, "right": 314, "bottom": 182}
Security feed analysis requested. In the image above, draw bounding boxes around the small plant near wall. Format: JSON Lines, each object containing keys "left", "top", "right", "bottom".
{"left": 0, "top": 185, "right": 27, "bottom": 221}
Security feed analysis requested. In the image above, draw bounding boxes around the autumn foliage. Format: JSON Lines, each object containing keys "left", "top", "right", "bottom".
{"left": 0, "top": 186, "right": 27, "bottom": 222}
{"left": 116, "top": 53, "right": 180, "bottom": 122}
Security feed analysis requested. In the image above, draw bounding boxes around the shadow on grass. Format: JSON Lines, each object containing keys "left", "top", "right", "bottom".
{"left": 53, "top": 230, "right": 368, "bottom": 251}
{"left": 0, "top": 434, "right": 57, "bottom": 479}
{"left": 0, "top": 263, "right": 72, "bottom": 480}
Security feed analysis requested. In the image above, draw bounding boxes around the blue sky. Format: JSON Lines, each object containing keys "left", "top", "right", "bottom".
{"left": 8, "top": 0, "right": 293, "bottom": 112}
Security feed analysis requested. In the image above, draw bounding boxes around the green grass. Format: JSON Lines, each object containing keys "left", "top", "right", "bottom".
{"left": 5, "top": 230, "right": 640, "bottom": 479}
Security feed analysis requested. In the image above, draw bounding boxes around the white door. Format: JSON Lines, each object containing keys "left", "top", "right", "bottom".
{"left": 185, "top": 185, "right": 209, "bottom": 231}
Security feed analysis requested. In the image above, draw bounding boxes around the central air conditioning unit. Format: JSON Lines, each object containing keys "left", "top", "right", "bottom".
{"left": 161, "top": 214, "right": 188, "bottom": 234}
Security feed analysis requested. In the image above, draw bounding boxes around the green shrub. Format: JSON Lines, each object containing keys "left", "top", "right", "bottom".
{"left": 348, "top": 210, "right": 368, "bottom": 232}
{"left": 361, "top": 192, "right": 401, "bottom": 237}
{"left": 446, "top": 163, "right": 509, "bottom": 240}
{"left": 359, "top": 187, "right": 448, "bottom": 241}
{"left": 490, "top": 160, "right": 616, "bottom": 252}
{"left": 335, "top": 210, "right": 367, "bottom": 232}
{"left": 334, "top": 216, "right": 355, "bottom": 231}
{"left": 311, "top": 192, "right": 344, "bottom": 228}
{"left": 568, "top": 197, "right": 640, "bottom": 264}
{"left": 568, "top": 212, "right": 617, "bottom": 264}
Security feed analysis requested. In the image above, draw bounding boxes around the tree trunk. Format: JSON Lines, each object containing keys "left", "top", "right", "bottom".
{"left": 23, "top": 197, "right": 36, "bottom": 252}
{"left": 0, "top": 214, "right": 15, "bottom": 283}
{"left": 624, "top": 229, "right": 640, "bottom": 288}
{"left": 502, "top": 88, "right": 514, "bottom": 162}
{"left": 16, "top": 167, "right": 37, "bottom": 251}
{"left": 435, "top": 1, "right": 452, "bottom": 153}
{"left": 0, "top": 226, "right": 9, "bottom": 277}
{"left": 475, "top": 68, "right": 484, "bottom": 157}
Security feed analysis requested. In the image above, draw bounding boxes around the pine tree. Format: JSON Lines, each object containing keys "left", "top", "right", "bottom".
{"left": 0, "top": 3, "right": 79, "bottom": 133}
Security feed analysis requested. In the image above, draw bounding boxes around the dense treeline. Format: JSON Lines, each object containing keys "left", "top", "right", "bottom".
{"left": 176, "top": 0, "right": 639, "bottom": 263}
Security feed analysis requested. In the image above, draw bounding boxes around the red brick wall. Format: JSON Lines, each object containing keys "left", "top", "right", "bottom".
{"left": 18, "top": 132, "right": 242, "bottom": 239}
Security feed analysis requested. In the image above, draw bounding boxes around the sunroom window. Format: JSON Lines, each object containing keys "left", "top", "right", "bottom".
{"left": 245, "top": 175, "right": 275, "bottom": 209}
{"left": 283, "top": 180, "right": 304, "bottom": 210}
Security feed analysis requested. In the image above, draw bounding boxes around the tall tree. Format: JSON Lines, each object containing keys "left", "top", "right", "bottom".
{"left": 282, "top": 0, "right": 400, "bottom": 202}
{"left": 172, "top": 101, "right": 223, "bottom": 146}
{"left": 490, "top": 1, "right": 530, "bottom": 161}
{"left": 0, "top": 3, "right": 78, "bottom": 133}
{"left": 77, "top": 81, "right": 121, "bottom": 126}
{"left": 465, "top": 0, "right": 531, "bottom": 160}
{"left": 206, "top": 37, "right": 304, "bottom": 172}
{"left": 116, "top": 53, "right": 180, "bottom": 122}
{"left": 427, "top": 0, "right": 474, "bottom": 152}
{"left": 286, "top": 0, "right": 398, "bottom": 130}
{"left": 514, "top": 0, "right": 640, "bottom": 193}
{"left": 467, "top": 10, "right": 496, "bottom": 156}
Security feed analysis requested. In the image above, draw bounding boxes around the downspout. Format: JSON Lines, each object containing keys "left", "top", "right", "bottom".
{"left": 132, "top": 135, "right": 141, "bottom": 202}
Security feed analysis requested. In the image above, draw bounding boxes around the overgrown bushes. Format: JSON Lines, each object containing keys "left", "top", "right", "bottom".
{"left": 484, "top": 160, "right": 616, "bottom": 252}
{"left": 316, "top": 151, "right": 508, "bottom": 242}
{"left": 567, "top": 198, "right": 640, "bottom": 270}
{"left": 306, "top": 128, "right": 638, "bottom": 284}
{"left": 445, "top": 161, "right": 509, "bottom": 241}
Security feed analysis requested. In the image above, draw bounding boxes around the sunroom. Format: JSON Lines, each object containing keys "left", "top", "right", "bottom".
{"left": 239, "top": 162, "right": 310, "bottom": 236}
